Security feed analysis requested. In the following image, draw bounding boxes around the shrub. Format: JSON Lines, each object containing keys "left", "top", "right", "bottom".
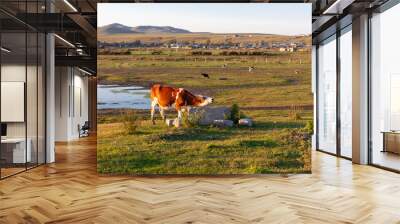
{"left": 182, "top": 110, "right": 202, "bottom": 128}
{"left": 230, "top": 104, "right": 240, "bottom": 124}
{"left": 303, "top": 120, "right": 313, "bottom": 135}
{"left": 121, "top": 111, "right": 140, "bottom": 134}
{"left": 226, "top": 104, "right": 246, "bottom": 124}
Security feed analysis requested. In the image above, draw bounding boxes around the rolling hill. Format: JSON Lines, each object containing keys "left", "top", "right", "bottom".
{"left": 98, "top": 23, "right": 191, "bottom": 35}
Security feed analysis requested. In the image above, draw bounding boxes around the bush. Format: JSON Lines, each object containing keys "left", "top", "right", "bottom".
{"left": 121, "top": 111, "right": 140, "bottom": 134}
{"left": 231, "top": 104, "right": 240, "bottom": 124}
{"left": 226, "top": 104, "right": 246, "bottom": 124}
{"left": 182, "top": 110, "right": 202, "bottom": 128}
{"left": 303, "top": 120, "right": 313, "bottom": 135}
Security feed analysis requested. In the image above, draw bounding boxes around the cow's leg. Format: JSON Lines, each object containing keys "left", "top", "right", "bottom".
{"left": 186, "top": 107, "right": 191, "bottom": 117}
{"left": 151, "top": 99, "right": 157, "bottom": 125}
{"left": 177, "top": 110, "right": 183, "bottom": 121}
{"left": 159, "top": 108, "right": 166, "bottom": 121}
{"left": 176, "top": 105, "right": 182, "bottom": 121}
{"left": 174, "top": 110, "right": 183, "bottom": 128}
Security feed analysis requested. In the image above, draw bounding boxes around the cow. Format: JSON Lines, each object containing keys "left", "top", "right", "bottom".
{"left": 150, "top": 84, "right": 214, "bottom": 124}
{"left": 248, "top": 66, "right": 255, "bottom": 72}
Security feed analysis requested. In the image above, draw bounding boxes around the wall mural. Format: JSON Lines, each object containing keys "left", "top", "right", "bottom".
{"left": 97, "top": 3, "right": 312, "bottom": 174}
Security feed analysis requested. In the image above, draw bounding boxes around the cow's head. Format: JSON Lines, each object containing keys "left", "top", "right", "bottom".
{"left": 196, "top": 95, "right": 214, "bottom": 107}
{"left": 177, "top": 88, "right": 214, "bottom": 107}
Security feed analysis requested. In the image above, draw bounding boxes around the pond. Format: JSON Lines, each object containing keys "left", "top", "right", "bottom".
{"left": 97, "top": 85, "right": 151, "bottom": 109}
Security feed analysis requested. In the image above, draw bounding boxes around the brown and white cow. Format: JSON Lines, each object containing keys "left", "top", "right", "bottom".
{"left": 150, "top": 84, "right": 214, "bottom": 124}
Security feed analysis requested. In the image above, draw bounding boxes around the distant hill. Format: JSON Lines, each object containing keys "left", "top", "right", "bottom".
{"left": 98, "top": 23, "right": 191, "bottom": 35}
{"left": 98, "top": 23, "right": 139, "bottom": 35}
{"left": 132, "top": 26, "right": 191, "bottom": 34}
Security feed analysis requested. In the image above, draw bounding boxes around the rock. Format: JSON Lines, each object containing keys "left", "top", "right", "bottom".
{"left": 238, "top": 118, "right": 253, "bottom": 127}
{"left": 165, "top": 119, "right": 174, "bottom": 127}
{"left": 173, "top": 118, "right": 181, "bottom": 128}
{"left": 190, "top": 107, "right": 231, "bottom": 125}
{"left": 166, "top": 118, "right": 181, "bottom": 128}
{"left": 213, "top": 119, "right": 234, "bottom": 127}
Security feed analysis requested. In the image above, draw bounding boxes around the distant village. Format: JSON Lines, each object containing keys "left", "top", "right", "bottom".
{"left": 98, "top": 39, "right": 309, "bottom": 52}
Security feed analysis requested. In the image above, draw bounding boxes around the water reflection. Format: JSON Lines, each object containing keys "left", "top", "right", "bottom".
{"left": 97, "top": 85, "right": 150, "bottom": 109}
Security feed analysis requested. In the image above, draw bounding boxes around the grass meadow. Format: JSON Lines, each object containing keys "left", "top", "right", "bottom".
{"left": 97, "top": 48, "right": 312, "bottom": 174}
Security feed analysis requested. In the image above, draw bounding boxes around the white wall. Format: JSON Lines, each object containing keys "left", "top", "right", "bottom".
{"left": 1, "top": 63, "right": 46, "bottom": 164}
{"left": 1, "top": 64, "right": 26, "bottom": 81}
{"left": 1, "top": 64, "right": 27, "bottom": 138}
{"left": 1, "top": 82, "right": 25, "bottom": 122}
{"left": 55, "top": 66, "right": 70, "bottom": 141}
{"left": 72, "top": 72, "right": 89, "bottom": 138}
{"left": 55, "top": 67, "right": 89, "bottom": 141}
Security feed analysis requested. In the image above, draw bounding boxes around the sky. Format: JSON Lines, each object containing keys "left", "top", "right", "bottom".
{"left": 98, "top": 4, "right": 311, "bottom": 36}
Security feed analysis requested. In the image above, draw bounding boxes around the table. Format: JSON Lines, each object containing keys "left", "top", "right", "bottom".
{"left": 1, "top": 138, "right": 31, "bottom": 164}
{"left": 381, "top": 131, "right": 400, "bottom": 154}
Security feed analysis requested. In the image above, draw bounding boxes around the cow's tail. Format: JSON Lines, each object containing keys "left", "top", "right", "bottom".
{"left": 150, "top": 85, "right": 156, "bottom": 124}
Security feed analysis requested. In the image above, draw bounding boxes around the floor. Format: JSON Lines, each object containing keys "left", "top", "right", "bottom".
{"left": 0, "top": 136, "right": 400, "bottom": 224}
{"left": 1, "top": 163, "right": 43, "bottom": 178}
{"left": 0, "top": 167, "right": 26, "bottom": 178}
{"left": 372, "top": 150, "right": 400, "bottom": 171}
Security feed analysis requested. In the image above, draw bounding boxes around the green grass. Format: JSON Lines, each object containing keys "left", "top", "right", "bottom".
{"left": 98, "top": 55, "right": 312, "bottom": 107}
{"left": 97, "top": 49, "right": 312, "bottom": 174}
{"left": 98, "top": 110, "right": 312, "bottom": 174}
{"left": 97, "top": 119, "right": 311, "bottom": 174}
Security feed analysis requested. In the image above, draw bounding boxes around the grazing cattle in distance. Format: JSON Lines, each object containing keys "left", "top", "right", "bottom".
{"left": 150, "top": 84, "right": 214, "bottom": 124}
{"left": 201, "top": 73, "right": 210, "bottom": 78}
{"left": 222, "top": 64, "right": 227, "bottom": 68}
{"left": 248, "top": 66, "right": 255, "bottom": 72}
